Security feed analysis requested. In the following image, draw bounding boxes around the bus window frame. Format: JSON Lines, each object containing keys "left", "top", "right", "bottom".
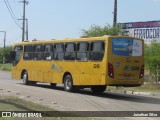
{"left": 76, "top": 42, "right": 90, "bottom": 61}
{"left": 33, "top": 44, "right": 44, "bottom": 61}
{"left": 13, "top": 45, "right": 23, "bottom": 66}
{"left": 23, "top": 45, "right": 34, "bottom": 60}
{"left": 53, "top": 43, "right": 64, "bottom": 61}
{"left": 89, "top": 41, "right": 105, "bottom": 61}
{"left": 43, "top": 44, "right": 53, "bottom": 61}
{"left": 64, "top": 42, "right": 76, "bottom": 61}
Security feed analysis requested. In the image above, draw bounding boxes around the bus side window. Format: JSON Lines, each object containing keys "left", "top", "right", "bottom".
{"left": 34, "top": 45, "right": 43, "bottom": 60}
{"left": 53, "top": 44, "right": 64, "bottom": 60}
{"left": 24, "top": 45, "right": 33, "bottom": 60}
{"left": 64, "top": 43, "right": 76, "bottom": 60}
{"left": 77, "top": 42, "right": 89, "bottom": 61}
{"left": 44, "top": 45, "right": 52, "bottom": 60}
{"left": 13, "top": 45, "right": 23, "bottom": 66}
{"left": 90, "top": 42, "right": 105, "bottom": 61}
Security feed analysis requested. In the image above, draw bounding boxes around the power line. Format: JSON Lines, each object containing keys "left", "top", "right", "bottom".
{"left": 6, "top": 0, "right": 22, "bottom": 28}
{"left": 4, "top": 0, "right": 22, "bottom": 28}
{"left": 13, "top": 0, "right": 23, "bottom": 19}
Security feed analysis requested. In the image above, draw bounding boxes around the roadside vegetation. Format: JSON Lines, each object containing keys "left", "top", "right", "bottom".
{"left": 0, "top": 46, "right": 12, "bottom": 64}
{"left": 0, "top": 64, "right": 12, "bottom": 71}
{"left": 81, "top": 24, "right": 120, "bottom": 37}
{"left": 0, "top": 46, "right": 12, "bottom": 71}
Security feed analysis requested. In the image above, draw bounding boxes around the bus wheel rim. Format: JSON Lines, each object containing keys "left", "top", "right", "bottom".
{"left": 23, "top": 74, "right": 27, "bottom": 82}
{"left": 66, "top": 78, "right": 71, "bottom": 90}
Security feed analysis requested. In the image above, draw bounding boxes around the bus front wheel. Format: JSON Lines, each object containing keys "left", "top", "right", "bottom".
{"left": 64, "top": 75, "right": 74, "bottom": 92}
{"left": 23, "top": 71, "right": 29, "bottom": 85}
{"left": 91, "top": 85, "right": 107, "bottom": 93}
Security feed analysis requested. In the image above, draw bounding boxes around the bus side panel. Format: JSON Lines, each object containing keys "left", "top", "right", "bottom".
{"left": 78, "top": 62, "right": 102, "bottom": 85}
{"left": 42, "top": 61, "right": 54, "bottom": 83}
{"left": 51, "top": 61, "right": 80, "bottom": 85}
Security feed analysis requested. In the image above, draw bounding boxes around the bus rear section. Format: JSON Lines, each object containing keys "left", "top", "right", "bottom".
{"left": 106, "top": 37, "right": 144, "bottom": 86}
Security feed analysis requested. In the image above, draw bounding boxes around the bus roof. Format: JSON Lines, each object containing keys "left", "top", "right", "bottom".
{"left": 13, "top": 35, "right": 143, "bottom": 46}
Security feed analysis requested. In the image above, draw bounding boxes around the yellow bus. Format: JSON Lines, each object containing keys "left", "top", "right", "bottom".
{"left": 10, "top": 35, "right": 144, "bottom": 93}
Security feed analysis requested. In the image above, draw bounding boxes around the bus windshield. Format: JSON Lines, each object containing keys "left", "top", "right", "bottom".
{"left": 112, "top": 38, "right": 142, "bottom": 56}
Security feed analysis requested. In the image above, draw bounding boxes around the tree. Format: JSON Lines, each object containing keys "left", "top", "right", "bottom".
{"left": 81, "top": 24, "right": 121, "bottom": 37}
{"left": 145, "top": 40, "right": 160, "bottom": 83}
{"left": 0, "top": 46, "right": 12, "bottom": 63}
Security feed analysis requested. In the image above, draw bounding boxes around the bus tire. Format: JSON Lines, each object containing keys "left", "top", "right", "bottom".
{"left": 64, "top": 75, "right": 74, "bottom": 92}
{"left": 91, "top": 85, "right": 107, "bottom": 93}
{"left": 23, "top": 71, "right": 29, "bottom": 85}
{"left": 50, "top": 83, "right": 57, "bottom": 88}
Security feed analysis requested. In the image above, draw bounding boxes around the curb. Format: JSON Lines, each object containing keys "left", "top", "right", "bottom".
{"left": 109, "top": 90, "right": 160, "bottom": 96}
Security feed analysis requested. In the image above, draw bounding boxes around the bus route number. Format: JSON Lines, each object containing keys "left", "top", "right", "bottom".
{"left": 93, "top": 64, "right": 100, "bottom": 68}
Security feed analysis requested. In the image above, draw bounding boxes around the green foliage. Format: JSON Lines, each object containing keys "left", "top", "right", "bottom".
{"left": 0, "top": 46, "right": 12, "bottom": 63}
{"left": 81, "top": 24, "right": 121, "bottom": 37}
{"left": 0, "top": 64, "right": 12, "bottom": 71}
{"left": 144, "top": 40, "right": 160, "bottom": 82}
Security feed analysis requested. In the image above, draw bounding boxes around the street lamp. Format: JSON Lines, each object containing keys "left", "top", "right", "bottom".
{"left": 0, "top": 31, "right": 6, "bottom": 64}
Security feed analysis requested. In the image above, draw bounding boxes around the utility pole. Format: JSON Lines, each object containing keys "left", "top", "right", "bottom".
{"left": 26, "top": 19, "right": 28, "bottom": 40}
{"left": 0, "top": 31, "right": 6, "bottom": 64}
{"left": 113, "top": 0, "right": 117, "bottom": 27}
{"left": 20, "top": 0, "right": 28, "bottom": 41}
{"left": 18, "top": 19, "right": 28, "bottom": 40}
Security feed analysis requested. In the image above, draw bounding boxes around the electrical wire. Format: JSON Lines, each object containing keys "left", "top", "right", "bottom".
{"left": 13, "top": 0, "right": 23, "bottom": 19}
{"left": 4, "top": 0, "right": 22, "bottom": 28}
{"left": 6, "top": 0, "right": 22, "bottom": 28}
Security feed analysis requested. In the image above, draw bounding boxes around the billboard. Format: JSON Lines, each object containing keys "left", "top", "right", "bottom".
{"left": 118, "top": 21, "right": 160, "bottom": 44}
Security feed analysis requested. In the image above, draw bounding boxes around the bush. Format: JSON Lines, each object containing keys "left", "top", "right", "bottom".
{"left": 0, "top": 64, "right": 12, "bottom": 71}
{"left": 145, "top": 41, "right": 160, "bottom": 83}
{"left": 0, "top": 46, "right": 12, "bottom": 64}
{"left": 81, "top": 24, "right": 121, "bottom": 37}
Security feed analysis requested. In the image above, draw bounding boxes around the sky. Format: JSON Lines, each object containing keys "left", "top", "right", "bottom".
{"left": 0, "top": 0, "right": 160, "bottom": 46}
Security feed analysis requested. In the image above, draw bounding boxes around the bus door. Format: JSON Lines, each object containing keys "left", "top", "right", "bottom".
{"left": 110, "top": 38, "right": 144, "bottom": 80}
{"left": 33, "top": 45, "right": 44, "bottom": 82}
{"left": 43, "top": 45, "right": 53, "bottom": 82}
{"left": 11, "top": 45, "right": 23, "bottom": 79}
{"left": 51, "top": 44, "right": 64, "bottom": 84}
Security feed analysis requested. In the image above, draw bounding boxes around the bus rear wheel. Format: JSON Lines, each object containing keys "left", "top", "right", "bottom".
{"left": 64, "top": 75, "right": 74, "bottom": 92}
{"left": 23, "top": 71, "right": 29, "bottom": 85}
{"left": 91, "top": 85, "right": 107, "bottom": 93}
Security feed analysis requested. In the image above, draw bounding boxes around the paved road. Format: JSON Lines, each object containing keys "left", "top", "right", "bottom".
{"left": 0, "top": 71, "right": 160, "bottom": 119}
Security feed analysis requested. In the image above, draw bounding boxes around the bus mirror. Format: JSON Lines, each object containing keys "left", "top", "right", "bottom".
{"left": 10, "top": 51, "right": 16, "bottom": 60}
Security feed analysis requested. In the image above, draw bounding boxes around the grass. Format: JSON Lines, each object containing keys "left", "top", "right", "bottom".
{"left": 107, "top": 82, "right": 160, "bottom": 93}
{"left": 0, "top": 96, "right": 94, "bottom": 120}
{"left": 0, "top": 64, "right": 12, "bottom": 71}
